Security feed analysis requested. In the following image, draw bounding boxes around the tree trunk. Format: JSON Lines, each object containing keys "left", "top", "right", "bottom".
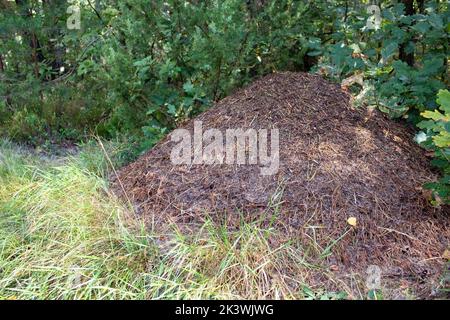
{"left": 399, "top": 0, "right": 415, "bottom": 67}
{"left": 0, "top": 54, "right": 12, "bottom": 108}
{"left": 0, "top": 54, "right": 4, "bottom": 73}
{"left": 417, "top": 0, "right": 425, "bottom": 14}
{"left": 42, "top": 0, "right": 65, "bottom": 79}
{"left": 15, "top": 0, "right": 45, "bottom": 77}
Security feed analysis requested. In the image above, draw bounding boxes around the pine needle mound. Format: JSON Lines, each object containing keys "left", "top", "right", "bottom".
{"left": 112, "top": 72, "right": 449, "bottom": 297}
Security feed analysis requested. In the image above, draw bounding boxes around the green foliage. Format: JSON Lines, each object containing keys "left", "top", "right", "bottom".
{"left": 78, "top": 0, "right": 331, "bottom": 148}
{"left": 312, "top": 1, "right": 449, "bottom": 201}
{"left": 3, "top": 1, "right": 446, "bottom": 139}
{"left": 418, "top": 90, "right": 450, "bottom": 204}
{"left": 318, "top": 1, "right": 449, "bottom": 119}
{"left": 1, "top": 0, "right": 330, "bottom": 148}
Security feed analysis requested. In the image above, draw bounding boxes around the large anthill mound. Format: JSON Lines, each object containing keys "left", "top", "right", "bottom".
{"left": 112, "top": 72, "right": 449, "bottom": 297}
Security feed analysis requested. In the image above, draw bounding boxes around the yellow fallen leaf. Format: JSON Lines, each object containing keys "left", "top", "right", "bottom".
{"left": 443, "top": 249, "right": 450, "bottom": 260}
{"left": 347, "top": 217, "right": 357, "bottom": 227}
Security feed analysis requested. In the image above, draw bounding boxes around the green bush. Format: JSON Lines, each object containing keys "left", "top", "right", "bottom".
{"left": 417, "top": 89, "right": 450, "bottom": 204}
{"left": 6, "top": 110, "right": 46, "bottom": 143}
{"left": 319, "top": 1, "right": 449, "bottom": 121}
{"left": 0, "top": 0, "right": 334, "bottom": 146}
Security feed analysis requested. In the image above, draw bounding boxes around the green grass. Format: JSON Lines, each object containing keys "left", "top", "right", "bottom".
{"left": 0, "top": 139, "right": 350, "bottom": 300}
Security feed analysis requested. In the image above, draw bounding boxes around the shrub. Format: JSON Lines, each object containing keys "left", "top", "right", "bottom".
{"left": 417, "top": 89, "right": 450, "bottom": 204}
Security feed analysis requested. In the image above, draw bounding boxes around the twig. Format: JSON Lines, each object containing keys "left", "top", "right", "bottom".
{"left": 96, "top": 137, "right": 136, "bottom": 217}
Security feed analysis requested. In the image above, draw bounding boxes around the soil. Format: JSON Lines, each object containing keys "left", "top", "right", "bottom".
{"left": 112, "top": 72, "right": 449, "bottom": 299}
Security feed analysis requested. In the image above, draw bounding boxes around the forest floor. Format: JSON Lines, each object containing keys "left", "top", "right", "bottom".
{"left": 0, "top": 73, "right": 449, "bottom": 300}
